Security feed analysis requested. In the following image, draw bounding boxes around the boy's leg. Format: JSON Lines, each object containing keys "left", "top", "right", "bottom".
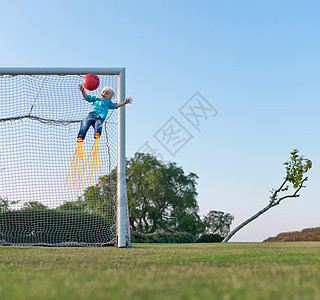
{"left": 94, "top": 117, "right": 104, "bottom": 138}
{"left": 77, "top": 115, "right": 95, "bottom": 140}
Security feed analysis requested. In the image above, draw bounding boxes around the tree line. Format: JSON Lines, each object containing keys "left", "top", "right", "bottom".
{"left": 0, "top": 153, "right": 234, "bottom": 240}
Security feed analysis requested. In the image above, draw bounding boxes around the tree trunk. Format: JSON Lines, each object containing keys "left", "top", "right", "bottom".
{"left": 222, "top": 202, "right": 276, "bottom": 242}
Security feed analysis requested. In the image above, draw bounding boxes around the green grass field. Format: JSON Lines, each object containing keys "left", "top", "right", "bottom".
{"left": 1, "top": 242, "right": 320, "bottom": 300}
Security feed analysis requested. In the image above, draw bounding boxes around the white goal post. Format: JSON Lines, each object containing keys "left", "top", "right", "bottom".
{"left": 0, "top": 67, "right": 129, "bottom": 248}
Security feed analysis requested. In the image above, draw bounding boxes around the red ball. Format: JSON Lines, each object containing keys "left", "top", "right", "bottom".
{"left": 83, "top": 74, "right": 100, "bottom": 90}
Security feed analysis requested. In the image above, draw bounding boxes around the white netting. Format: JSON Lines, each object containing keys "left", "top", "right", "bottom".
{"left": 0, "top": 73, "right": 127, "bottom": 246}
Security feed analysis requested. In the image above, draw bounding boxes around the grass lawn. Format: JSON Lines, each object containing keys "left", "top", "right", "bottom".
{"left": 1, "top": 242, "right": 320, "bottom": 299}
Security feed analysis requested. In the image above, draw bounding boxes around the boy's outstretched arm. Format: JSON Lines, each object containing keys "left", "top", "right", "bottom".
{"left": 79, "top": 84, "right": 88, "bottom": 99}
{"left": 116, "top": 97, "right": 133, "bottom": 108}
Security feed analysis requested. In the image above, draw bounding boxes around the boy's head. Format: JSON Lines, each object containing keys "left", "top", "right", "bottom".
{"left": 100, "top": 86, "right": 115, "bottom": 100}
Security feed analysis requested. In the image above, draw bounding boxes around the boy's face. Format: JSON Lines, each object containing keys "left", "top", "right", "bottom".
{"left": 100, "top": 89, "right": 112, "bottom": 100}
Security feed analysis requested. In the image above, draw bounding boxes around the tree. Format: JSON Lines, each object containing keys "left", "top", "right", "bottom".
{"left": 20, "top": 201, "right": 49, "bottom": 211}
{"left": 203, "top": 210, "right": 234, "bottom": 237}
{"left": 56, "top": 198, "right": 86, "bottom": 212}
{"left": 55, "top": 152, "right": 234, "bottom": 238}
{"left": 222, "top": 149, "right": 312, "bottom": 242}
{"left": 80, "top": 176, "right": 116, "bottom": 219}
{"left": 126, "top": 153, "right": 161, "bottom": 232}
{"left": 126, "top": 153, "right": 201, "bottom": 234}
{"left": 178, "top": 213, "right": 204, "bottom": 236}
{"left": 57, "top": 169, "right": 117, "bottom": 218}
{"left": 0, "top": 197, "right": 19, "bottom": 213}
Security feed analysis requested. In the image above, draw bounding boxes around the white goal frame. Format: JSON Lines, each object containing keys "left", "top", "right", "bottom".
{"left": 0, "top": 67, "right": 128, "bottom": 248}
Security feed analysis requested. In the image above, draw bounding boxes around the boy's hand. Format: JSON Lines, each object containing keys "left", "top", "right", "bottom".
{"left": 79, "top": 84, "right": 88, "bottom": 99}
{"left": 125, "top": 97, "right": 133, "bottom": 104}
{"left": 116, "top": 97, "right": 133, "bottom": 108}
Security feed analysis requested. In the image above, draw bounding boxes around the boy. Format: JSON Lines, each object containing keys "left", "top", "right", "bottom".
{"left": 77, "top": 84, "right": 132, "bottom": 142}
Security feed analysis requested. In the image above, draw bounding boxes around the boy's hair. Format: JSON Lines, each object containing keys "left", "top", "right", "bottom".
{"left": 102, "top": 86, "right": 115, "bottom": 99}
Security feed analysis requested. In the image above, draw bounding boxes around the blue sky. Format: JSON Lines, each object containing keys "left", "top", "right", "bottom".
{"left": 1, "top": 0, "right": 320, "bottom": 241}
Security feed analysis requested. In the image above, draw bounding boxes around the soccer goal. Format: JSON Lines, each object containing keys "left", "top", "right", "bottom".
{"left": 0, "top": 68, "right": 130, "bottom": 247}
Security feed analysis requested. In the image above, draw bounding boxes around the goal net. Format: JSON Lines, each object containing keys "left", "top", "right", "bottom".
{"left": 0, "top": 68, "right": 130, "bottom": 247}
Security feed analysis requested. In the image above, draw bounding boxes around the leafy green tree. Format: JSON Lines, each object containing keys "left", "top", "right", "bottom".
{"left": 178, "top": 213, "right": 204, "bottom": 236}
{"left": 203, "top": 210, "right": 234, "bottom": 237}
{"left": 222, "top": 149, "right": 312, "bottom": 242}
{"left": 80, "top": 178, "right": 116, "bottom": 219}
{"left": 57, "top": 152, "right": 233, "bottom": 238}
{"left": 125, "top": 153, "right": 160, "bottom": 232}
{"left": 20, "top": 201, "right": 48, "bottom": 211}
{"left": 56, "top": 198, "right": 86, "bottom": 212}
{"left": 0, "top": 197, "right": 19, "bottom": 213}
{"left": 126, "top": 153, "right": 200, "bottom": 234}
{"left": 56, "top": 172, "right": 117, "bottom": 218}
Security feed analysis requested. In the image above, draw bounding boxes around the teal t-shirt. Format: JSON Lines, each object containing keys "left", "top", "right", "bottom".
{"left": 84, "top": 95, "right": 117, "bottom": 120}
